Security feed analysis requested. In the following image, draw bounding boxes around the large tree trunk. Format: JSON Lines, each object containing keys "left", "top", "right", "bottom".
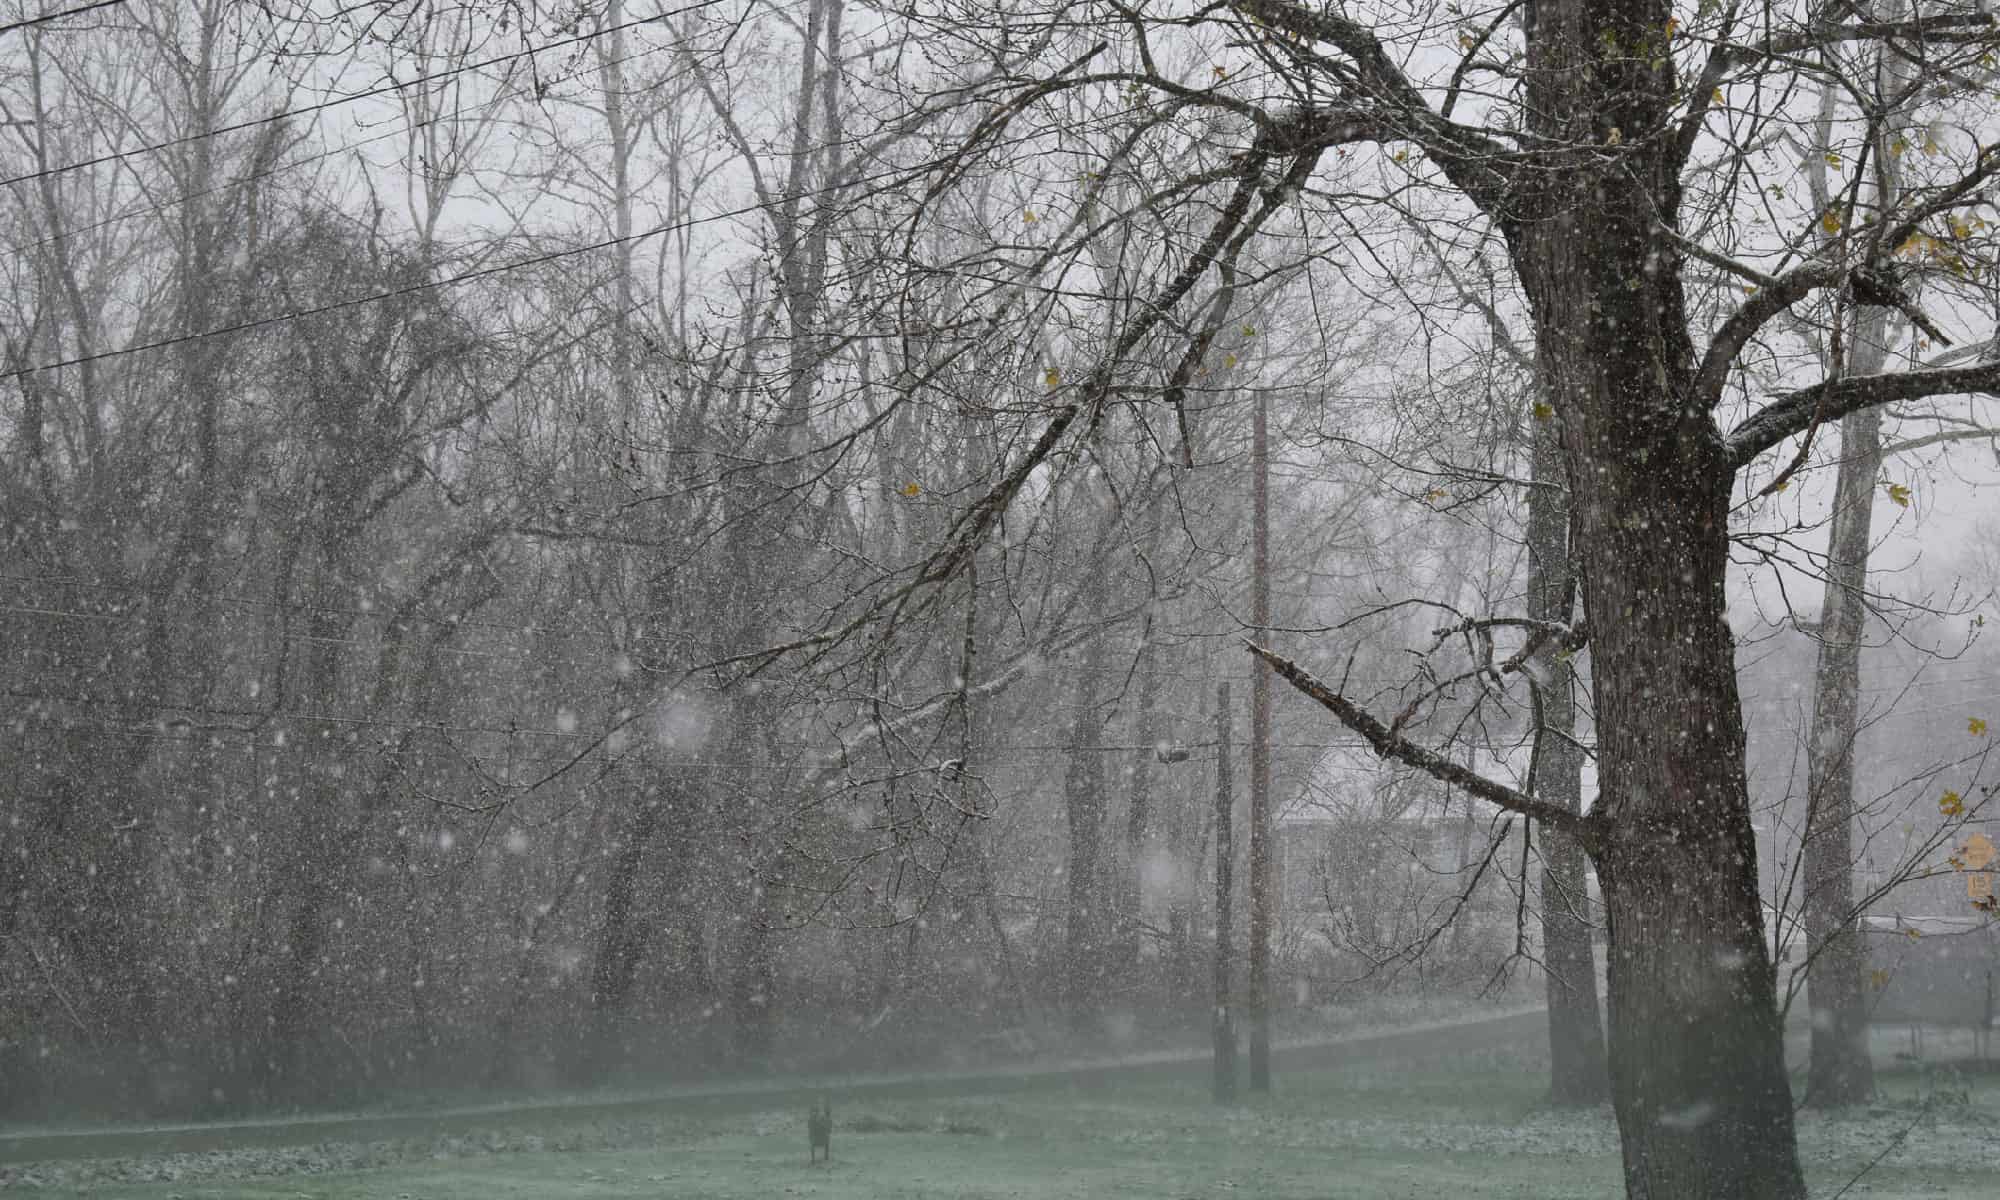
{"left": 1569, "top": 439, "right": 1803, "bottom": 1198}
{"left": 1513, "top": 0, "right": 1807, "bottom": 1191}
{"left": 1549, "top": 361, "right": 1804, "bottom": 1198}
{"left": 1526, "top": 406, "right": 1608, "bottom": 1106}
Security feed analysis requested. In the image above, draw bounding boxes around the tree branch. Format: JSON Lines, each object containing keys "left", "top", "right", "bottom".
{"left": 1694, "top": 264, "right": 1843, "bottom": 409}
{"left": 1727, "top": 360, "right": 2000, "bottom": 467}
{"left": 1245, "top": 641, "right": 1598, "bottom": 848}
{"left": 1226, "top": 0, "right": 1515, "bottom": 212}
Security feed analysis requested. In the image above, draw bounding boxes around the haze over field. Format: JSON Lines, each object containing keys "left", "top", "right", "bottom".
{"left": 3, "top": 1, "right": 1999, "bottom": 1197}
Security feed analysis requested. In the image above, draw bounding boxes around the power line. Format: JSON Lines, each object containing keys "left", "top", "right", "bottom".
{"left": 0, "top": 572, "right": 694, "bottom": 647}
{"left": 11, "top": 576, "right": 1998, "bottom": 707}
{"left": 1, "top": 674, "right": 1389, "bottom": 757}
{"left": 0, "top": 0, "right": 125, "bottom": 38}
{"left": 2, "top": 684, "right": 583, "bottom": 739}
{"left": 0, "top": 24, "right": 1128, "bottom": 379}
{"left": 0, "top": 582, "right": 1362, "bottom": 691}
{"left": 0, "top": 128, "right": 1005, "bottom": 380}
{"left": 0, "top": 1, "right": 716, "bottom": 192}
{"left": 3, "top": 22, "right": 694, "bottom": 259}
{"left": 0, "top": 599, "right": 641, "bottom": 674}
{"left": 0, "top": 213, "right": 679, "bottom": 379}
{"left": 0, "top": 101, "right": 966, "bottom": 379}
{"left": 0, "top": 601, "right": 1422, "bottom": 743}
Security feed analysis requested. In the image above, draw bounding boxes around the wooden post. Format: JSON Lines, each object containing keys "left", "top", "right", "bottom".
{"left": 1248, "top": 390, "right": 1273, "bottom": 1093}
{"left": 1212, "top": 682, "right": 1237, "bottom": 1103}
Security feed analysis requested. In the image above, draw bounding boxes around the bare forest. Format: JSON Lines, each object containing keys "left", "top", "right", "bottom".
{"left": 4, "top": 2, "right": 2000, "bottom": 1198}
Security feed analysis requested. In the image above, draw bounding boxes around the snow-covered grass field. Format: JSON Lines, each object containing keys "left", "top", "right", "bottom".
{"left": 7, "top": 1035, "right": 1997, "bottom": 1197}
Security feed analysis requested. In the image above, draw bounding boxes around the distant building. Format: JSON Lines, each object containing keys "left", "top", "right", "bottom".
{"left": 1273, "top": 778, "right": 1520, "bottom": 998}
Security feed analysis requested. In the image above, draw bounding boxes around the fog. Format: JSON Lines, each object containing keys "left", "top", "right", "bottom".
{"left": 4, "top": 2, "right": 1999, "bottom": 1198}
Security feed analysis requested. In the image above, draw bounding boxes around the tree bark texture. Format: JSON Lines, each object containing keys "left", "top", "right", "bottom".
{"left": 1508, "top": 0, "right": 1807, "bottom": 1190}
{"left": 1557, "top": 385, "right": 1803, "bottom": 1199}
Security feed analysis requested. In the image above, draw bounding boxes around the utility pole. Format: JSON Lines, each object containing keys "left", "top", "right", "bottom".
{"left": 1212, "top": 682, "right": 1237, "bottom": 1104}
{"left": 1247, "top": 391, "right": 1273, "bottom": 1093}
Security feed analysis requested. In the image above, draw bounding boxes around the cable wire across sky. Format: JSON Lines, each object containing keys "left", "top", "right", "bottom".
{"left": 0, "top": 0, "right": 720, "bottom": 193}
{"left": 0, "top": 0, "right": 127, "bottom": 38}
{"left": 1, "top": 19, "right": 695, "bottom": 258}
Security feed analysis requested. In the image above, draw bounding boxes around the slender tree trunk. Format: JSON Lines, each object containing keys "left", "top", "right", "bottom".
{"left": 1062, "top": 638, "right": 1108, "bottom": 1034}
{"left": 1527, "top": 399, "right": 1608, "bottom": 1106}
{"left": 1448, "top": 798, "right": 1476, "bottom": 958}
{"left": 492, "top": 851, "right": 591, "bottom": 1087}
{"left": 1799, "top": 1, "right": 1902, "bottom": 1107}
{"left": 1802, "top": 379, "right": 1886, "bottom": 1108}
{"left": 586, "top": 790, "right": 665, "bottom": 1071}
{"left": 1122, "top": 647, "right": 1159, "bottom": 984}
{"left": 1211, "top": 682, "right": 1237, "bottom": 1104}
{"left": 730, "top": 897, "right": 778, "bottom": 1065}
{"left": 259, "top": 582, "right": 354, "bottom": 1103}
{"left": 597, "top": 0, "right": 637, "bottom": 417}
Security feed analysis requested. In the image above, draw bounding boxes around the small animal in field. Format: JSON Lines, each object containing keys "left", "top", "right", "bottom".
{"left": 807, "top": 1096, "right": 832, "bottom": 1164}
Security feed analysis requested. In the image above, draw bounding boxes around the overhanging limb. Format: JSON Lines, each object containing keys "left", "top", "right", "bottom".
{"left": 1245, "top": 640, "right": 1599, "bottom": 851}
